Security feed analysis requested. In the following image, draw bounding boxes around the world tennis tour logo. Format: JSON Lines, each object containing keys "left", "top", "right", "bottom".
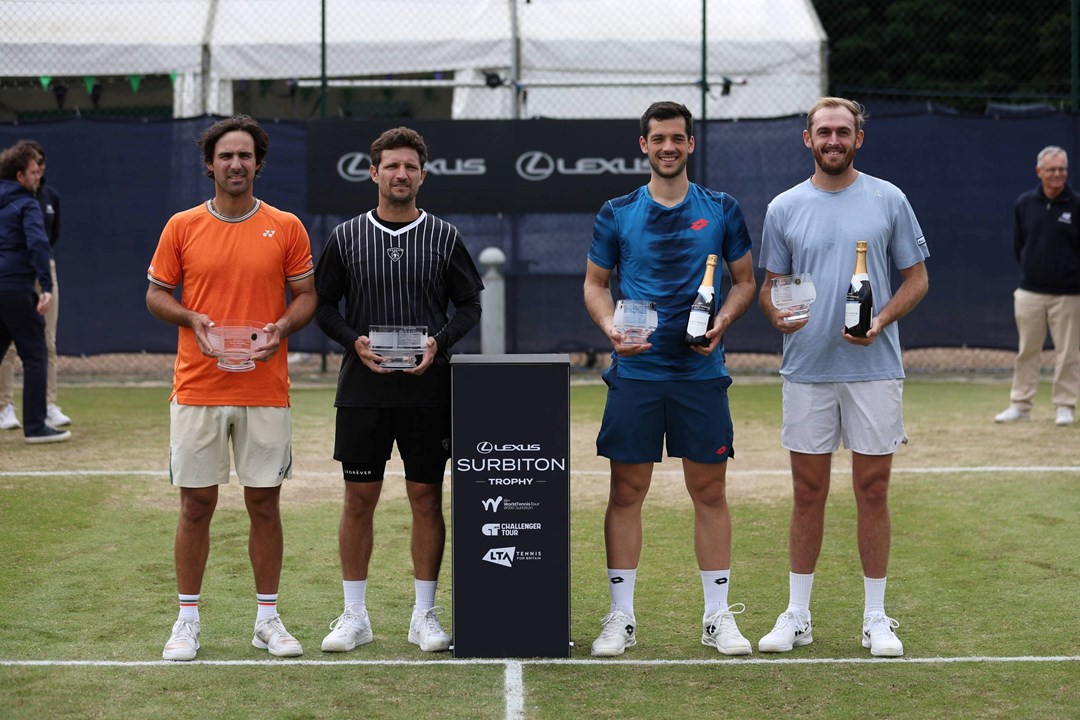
{"left": 481, "top": 496, "right": 503, "bottom": 511}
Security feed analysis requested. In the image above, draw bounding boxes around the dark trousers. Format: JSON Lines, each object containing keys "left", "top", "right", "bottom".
{"left": 0, "top": 291, "right": 48, "bottom": 435}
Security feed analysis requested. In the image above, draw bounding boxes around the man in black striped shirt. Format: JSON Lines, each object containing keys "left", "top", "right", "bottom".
{"left": 315, "top": 127, "right": 483, "bottom": 653}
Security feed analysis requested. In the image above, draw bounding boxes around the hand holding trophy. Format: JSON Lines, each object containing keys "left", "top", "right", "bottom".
{"left": 206, "top": 320, "right": 269, "bottom": 372}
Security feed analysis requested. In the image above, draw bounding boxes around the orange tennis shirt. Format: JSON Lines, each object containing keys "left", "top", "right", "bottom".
{"left": 147, "top": 199, "right": 314, "bottom": 407}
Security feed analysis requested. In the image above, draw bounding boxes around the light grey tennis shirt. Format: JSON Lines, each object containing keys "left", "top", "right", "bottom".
{"left": 758, "top": 173, "right": 930, "bottom": 383}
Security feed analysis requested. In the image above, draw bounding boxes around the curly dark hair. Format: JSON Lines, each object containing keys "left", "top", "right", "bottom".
{"left": 196, "top": 115, "right": 269, "bottom": 178}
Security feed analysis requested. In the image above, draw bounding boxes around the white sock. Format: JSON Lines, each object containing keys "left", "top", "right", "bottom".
{"left": 414, "top": 579, "right": 437, "bottom": 613}
{"left": 177, "top": 594, "right": 199, "bottom": 622}
{"left": 607, "top": 568, "right": 637, "bottom": 618}
{"left": 343, "top": 579, "right": 367, "bottom": 613}
{"left": 701, "top": 569, "right": 731, "bottom": 617}
{"left": 256, "top": 593, "right": 278, "bottom": 621}
{"left": 787, "top": 572, "right": 814, "bottom": 617}
{"left": 864, "top": 576, "right": 887, "bottom": 616}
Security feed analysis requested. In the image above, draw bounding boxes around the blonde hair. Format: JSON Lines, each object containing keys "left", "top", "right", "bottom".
{"left": 806, "top": 97, "right": 866, "bottom": 133}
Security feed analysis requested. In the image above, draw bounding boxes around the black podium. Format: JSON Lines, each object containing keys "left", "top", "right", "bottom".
{"left": 450, "top": 354, "right": 571, "bottom": 658}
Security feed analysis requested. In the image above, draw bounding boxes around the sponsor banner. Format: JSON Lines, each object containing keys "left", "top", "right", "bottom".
{"left": 306, "top": 119, "right": 650, "bottom": 214}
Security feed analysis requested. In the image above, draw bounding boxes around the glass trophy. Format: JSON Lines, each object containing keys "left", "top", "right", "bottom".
{"left": 770, "top": 273, "right": 817, "bottom": 322}
{"left": 612, "top": 299, "right": 658, "bottom": 344}
{"left": 368, "top": 325, "right": 428, "bottom": 369}
{"left": 206, "top": 320, "right": 268, "bottom": 372}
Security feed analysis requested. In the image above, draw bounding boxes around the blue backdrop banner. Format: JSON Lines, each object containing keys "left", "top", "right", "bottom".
{"left": 1, "top": 112, "right": 1074, "bottom": 357}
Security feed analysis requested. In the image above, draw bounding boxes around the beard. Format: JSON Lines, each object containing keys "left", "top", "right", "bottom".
{"left": 812, "top": 144, "right": 856, "bottom": 176}
{"left": 649, "top": 155, "right": 687, "bottom": 180}
{"left": 382, "top": 182, "right": 418, "bottom": 206}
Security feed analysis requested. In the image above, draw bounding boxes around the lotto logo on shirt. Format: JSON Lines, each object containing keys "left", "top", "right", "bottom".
{"left": 691, "top": 218, "right": 709, "bottom": 231}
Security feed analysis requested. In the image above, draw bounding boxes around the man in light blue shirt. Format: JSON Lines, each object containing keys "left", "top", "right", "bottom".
{"left": 757, "top": 97, "right": 929, "bottom": 658}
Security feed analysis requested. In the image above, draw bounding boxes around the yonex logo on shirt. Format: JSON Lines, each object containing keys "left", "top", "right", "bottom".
{"left": 691, "top": 218, "right": 709, "bottom": 231}
{"left": 262, "top": 230, "right": 276, "bottom": 237}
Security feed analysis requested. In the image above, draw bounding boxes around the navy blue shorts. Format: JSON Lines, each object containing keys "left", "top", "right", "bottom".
{"left": 596, "top": 371, "right": 735, "bottom": 464}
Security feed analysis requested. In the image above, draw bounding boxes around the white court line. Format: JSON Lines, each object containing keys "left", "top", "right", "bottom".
{"left": 2, "top": 466, "right": 1079, "bottom": 479}
{"left": 3, "top": 654, "right": 1079, "bottom": 667}
{"left": 504, "top": 661, "right": 524, "bottom": 720}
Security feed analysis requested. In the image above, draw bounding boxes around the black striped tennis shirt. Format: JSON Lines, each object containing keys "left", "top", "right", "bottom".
{"left": 314, "top": 209, "right": 483, "bottom": 407}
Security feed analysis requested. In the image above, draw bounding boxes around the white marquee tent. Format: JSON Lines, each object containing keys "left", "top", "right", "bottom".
{"left": 2, "top": 0, "right": 826, "bottom": 119}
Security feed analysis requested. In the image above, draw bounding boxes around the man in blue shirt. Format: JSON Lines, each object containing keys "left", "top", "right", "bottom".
{"left": 583, "top": 101, "right": 756, "bottom": 656}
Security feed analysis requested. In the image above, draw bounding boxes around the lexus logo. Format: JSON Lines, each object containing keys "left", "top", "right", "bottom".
{"left": 477, "top": 441, "right": 494, "bottom": 454}
{"left": 515, "top": 151, "right": 652, "bottom": 182}
{"left": 516, "top": 151, "right": 557, "bottom": 182}
{"left": 337, "top": 152, "right": 372, "bottom": 182}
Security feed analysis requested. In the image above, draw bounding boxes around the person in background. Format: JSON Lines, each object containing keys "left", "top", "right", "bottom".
{"left": 994, "top": 146, "right": 1080, "bottom": 427}
{"left": 0, "top": 142, "right": 69, "bottom": 443}
{"left": 757, "top": 97, "right": 929, "bottom": 658}
{"left": 146, "top": 115, "right": 315, "bottom": 661}
{"left": 0, "top": 140, "right": 68, "bottom": 431}
{"left": 583, "top": 101, "right": 757, "bottom": 657}
{"left": 314, "top": 126, "right": 483, "bottom": 655}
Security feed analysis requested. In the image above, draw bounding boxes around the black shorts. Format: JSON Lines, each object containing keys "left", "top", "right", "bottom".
{"left": 334, "top": 405, "right": 450, "bottom": 484}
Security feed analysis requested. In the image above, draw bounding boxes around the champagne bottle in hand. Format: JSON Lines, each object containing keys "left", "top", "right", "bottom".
{"left": 685, "top": 254, "right": 718, "bottom": 346}
{"left": 844, "top": 240, "right": 873, "bottom": 337}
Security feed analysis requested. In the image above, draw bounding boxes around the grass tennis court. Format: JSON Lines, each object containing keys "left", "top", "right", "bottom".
{"left": 1, "top": 378, "right": 1077, "bottom": 719}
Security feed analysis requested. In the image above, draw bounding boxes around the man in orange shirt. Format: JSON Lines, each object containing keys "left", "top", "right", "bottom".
{"left": 146, "top": 115, "right": 315, "bottom": 661}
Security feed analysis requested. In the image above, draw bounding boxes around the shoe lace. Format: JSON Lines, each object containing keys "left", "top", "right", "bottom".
{"left": 329, "top": 611, "right": 363, "bottom": 631}
{"left": 774, "top": 610, "right": 808, "bottom": 633}
{"left": 171, "top": 618, "right": 198, "bottom": 642}
{"left": 260, "top": 614, "right": 290, "bottom": 639}
{"left": 865, "top": 613, "right": 900, "bottom": 633}
{"left": 598, "top": 611, "right": 632, "bottom": 639}
{"left": 419, "top": 606, "right": 447, "bottom": 636}
{"left": 705, "top": 602, "right": 746, "bottom": 632}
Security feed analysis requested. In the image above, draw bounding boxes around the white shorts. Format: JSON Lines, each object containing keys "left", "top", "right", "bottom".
{"left": 780, "top": 379, "right": 907, "bottom": 456}
{"left": 169, "top": 402, "right": 293, "bottom": 488}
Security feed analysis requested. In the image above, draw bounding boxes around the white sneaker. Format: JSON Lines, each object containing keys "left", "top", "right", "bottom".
{"left": 590, "top": 610, "right": 636, "bottom": 656}
{"left": 252, "top": 614, "right": 304, "bottom": 657}
{"left": 701, "top": 603, "right": 752, "bottom": 655}
{"left": 162, "top": 618, "right": 200, "bottom": 661}
{"left": 0, "top": 403, "right": 20, "bottom": 430}
{"left": 408, "top": 607, "right": 451, "bottom": 652}
{"left": 1056, "top": 407, "right": 1075, "bottom": 426}
{"left": 321, "top": 608, "right": 373, "bottom": 652}
{"left": 994, "top": 406, "right": 1030, "bottom": 423}
{"left": 862, "top": 613, "right": 904, "bottom": 657}
{"left": 46, "top": 404, "right": 71, "bottom": 427}
{"left": 758, "top": 610, "right": 813, "bottom": 653}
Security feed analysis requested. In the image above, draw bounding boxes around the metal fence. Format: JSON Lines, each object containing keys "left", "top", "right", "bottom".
{"left": 0, "top": 0, "right": 1074, "bottom": 378}
{"left": 3, "top": 0, "right": 1066, "bottom": 123}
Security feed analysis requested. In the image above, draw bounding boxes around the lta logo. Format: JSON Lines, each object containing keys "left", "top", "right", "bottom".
{"left": 482, "top": 547, "right": 516, "bottom": 567}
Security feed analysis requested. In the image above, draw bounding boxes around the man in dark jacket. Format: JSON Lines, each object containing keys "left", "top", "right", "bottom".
{"left": 0, "top": 140, "right": 70, "bottom": 431}
{"left": 0, "top": 142, "right": 70, "bottom": 443}
{"left": 995, "top": 145, "right": 1080, "bottom": 427}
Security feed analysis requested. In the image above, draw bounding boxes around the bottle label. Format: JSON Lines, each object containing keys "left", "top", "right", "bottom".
{"left": 844, "top": 299, "right": 860, "bottom": 328}
{"left": 687, "top": 308, "right": 711, "bottom": 337}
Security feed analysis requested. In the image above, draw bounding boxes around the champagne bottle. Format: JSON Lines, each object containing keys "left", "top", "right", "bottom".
{"left": 685, "top": 254, "right": 718, "bottom": 346}
{"left": 844, "top": 240, "right": 873, "bottom": 337}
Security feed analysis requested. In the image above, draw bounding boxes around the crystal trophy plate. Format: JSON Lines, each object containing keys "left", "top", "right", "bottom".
{"left": 613, "top": 299, "right": 658, "bottom": 344}
{"left": 770, "top": 273, "right": 817, "bottom": 322}
{"left": 369, "top": 325, "right": 427, "bottom": 369}
{"left": 206, "top": 320, "right": 268, "bottom": 372}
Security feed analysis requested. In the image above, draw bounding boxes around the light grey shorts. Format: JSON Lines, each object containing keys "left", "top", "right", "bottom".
{"left": 169, "top": 402, "right": 293, "bottom": 488}
{"left": 780, "top": 378, "right": 908, "bottom": 456}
